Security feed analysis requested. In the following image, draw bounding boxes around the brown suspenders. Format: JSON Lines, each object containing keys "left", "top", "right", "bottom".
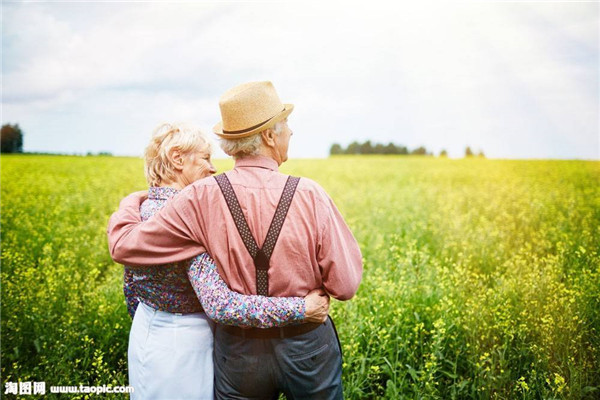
{"left": 214, "top": 173, "right": 300, "bottom": 296}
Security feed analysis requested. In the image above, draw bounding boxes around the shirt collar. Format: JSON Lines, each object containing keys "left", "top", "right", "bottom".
{"left": 234, "top": 155, "right": 279, "bottom": 171}
{"left": 148, "top": 186, "right": 180, "bottom": 200}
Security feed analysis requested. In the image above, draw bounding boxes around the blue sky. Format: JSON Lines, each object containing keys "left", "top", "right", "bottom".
{"left": 2, "top": 1, "right": 598, "bottom": 159}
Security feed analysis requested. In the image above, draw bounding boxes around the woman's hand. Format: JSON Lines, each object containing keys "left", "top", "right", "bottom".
{"left": 304, "top": 288, "right": 330, "bottom": 323}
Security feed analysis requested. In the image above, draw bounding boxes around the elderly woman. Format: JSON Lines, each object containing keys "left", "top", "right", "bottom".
{"left": 123, "top": 122, "right": 328, "bottom": 399}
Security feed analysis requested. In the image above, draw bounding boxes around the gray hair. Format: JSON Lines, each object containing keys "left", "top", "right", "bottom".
{"left": 219, "top": 121, "right": 283, "bottom": 159}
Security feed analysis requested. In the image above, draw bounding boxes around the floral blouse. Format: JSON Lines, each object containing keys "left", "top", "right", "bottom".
{"left": 123, "top": 186, "right": 305, "bottom": 327}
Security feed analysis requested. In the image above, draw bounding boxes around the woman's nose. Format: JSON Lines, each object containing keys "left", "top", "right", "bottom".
{"left": 209, "top": 163, "right": 217, "bottom": 174}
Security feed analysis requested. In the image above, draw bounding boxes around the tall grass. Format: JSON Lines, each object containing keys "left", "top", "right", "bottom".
{"left": 2, "top": 155, "right": 599, "bottom": 399}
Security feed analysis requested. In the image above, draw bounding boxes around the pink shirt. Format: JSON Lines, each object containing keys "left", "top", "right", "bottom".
{"left": 107, "top": 156, "right": 362, "bottom": 300}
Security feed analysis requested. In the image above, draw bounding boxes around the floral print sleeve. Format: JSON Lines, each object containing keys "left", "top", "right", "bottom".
{"left": 188, "top": 253, "right": 305, "bottom": 327}
{"left": 123, "top": 267, "right": 139, "bottom": 319}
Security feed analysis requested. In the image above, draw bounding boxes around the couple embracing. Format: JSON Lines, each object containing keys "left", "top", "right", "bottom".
{"left": 107, "top": 81, "right": 363, "bottom": 399}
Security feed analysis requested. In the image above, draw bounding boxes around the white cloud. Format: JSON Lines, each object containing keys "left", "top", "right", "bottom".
{"left": 2, "top": 1, "right": 598, "bottom": 159}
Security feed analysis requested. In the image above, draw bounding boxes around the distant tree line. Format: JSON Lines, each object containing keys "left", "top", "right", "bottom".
{"left": 330, "top": 141, "right": 433, "bottom": 156}
{"left": 330, "top": 141, "right": 485, "bottom": 158}
{"left": 1, "top": 124, "right": 23, "bottom": 153}
{"left": 464, "top": 146, "right": 485, "bottom": 158}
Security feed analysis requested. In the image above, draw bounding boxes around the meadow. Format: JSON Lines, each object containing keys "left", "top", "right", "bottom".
{"left": 1, "top": 154, "right": 599, "bottom": 399}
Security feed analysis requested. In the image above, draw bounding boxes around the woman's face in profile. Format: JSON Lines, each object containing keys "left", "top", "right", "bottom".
{"left": 181, "top": 148, "right": 216, "bottom": 186}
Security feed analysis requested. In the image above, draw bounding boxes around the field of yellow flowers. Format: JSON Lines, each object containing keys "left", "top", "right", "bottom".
{"left": 2, "top": 154, "right": 599, "bottom": 399}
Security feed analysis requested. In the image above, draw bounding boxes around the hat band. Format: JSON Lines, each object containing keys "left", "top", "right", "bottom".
{"left": 222, "top": 108, "right": 285, "bottom": 135}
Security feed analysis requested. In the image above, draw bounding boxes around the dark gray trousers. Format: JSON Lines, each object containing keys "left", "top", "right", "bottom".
{"left": 214, "top": 318, "right": 343, "bottom": 400}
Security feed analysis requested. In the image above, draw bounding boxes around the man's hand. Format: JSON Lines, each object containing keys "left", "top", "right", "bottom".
{"left": 130, "top": 190, "right": 149, "bottom": 204}
{"left": 113, "top": 190, "right": 147, "bottom": 221}
{"left": 304, "top": 288, "right": 330, "bottom": 323}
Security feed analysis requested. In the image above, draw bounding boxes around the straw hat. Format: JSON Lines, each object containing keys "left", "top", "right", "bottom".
{"left": 213, "top": 81, "right": 294, "bottom": 139}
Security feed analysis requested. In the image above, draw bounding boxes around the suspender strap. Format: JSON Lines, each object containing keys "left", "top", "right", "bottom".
{"left": 214, "top": 174, "right": 260, "bottom": 258}
{"left": 214, "top": 173, "right": 301, "bottom": 295}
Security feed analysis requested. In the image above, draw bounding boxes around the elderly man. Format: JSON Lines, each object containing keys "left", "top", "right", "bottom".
{"left": 108, "top": 81, "right": 362, "bottom": 399}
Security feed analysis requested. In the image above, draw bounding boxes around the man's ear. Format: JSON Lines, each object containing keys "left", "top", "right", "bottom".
{"left": 261, "top": 129, "right": 276, "bottom": 148}
{"left": 169, "top": 149, "right": 185, "bottom": 171}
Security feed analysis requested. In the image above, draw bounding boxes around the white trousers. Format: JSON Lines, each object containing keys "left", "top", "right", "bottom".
{"left": 128, "top": 302, "right": 215, "bottom": 400}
